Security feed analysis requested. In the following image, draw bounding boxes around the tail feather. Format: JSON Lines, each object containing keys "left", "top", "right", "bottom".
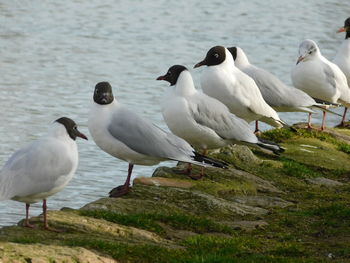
{"left": 192, "top": 152, "right": 228, "bottom": 169}
{"left": 257, "top": 137, "right": 285, "bottom": 154}
{"left": 312, "top": 98, "right": 341, "bottom": 107}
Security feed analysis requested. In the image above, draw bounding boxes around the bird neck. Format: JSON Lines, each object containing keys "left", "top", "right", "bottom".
{"left": 346, "top": 30, "right": 350, "bottom": 39}
{"left": 174, "top": 71, "right": 197, "bottom": 97}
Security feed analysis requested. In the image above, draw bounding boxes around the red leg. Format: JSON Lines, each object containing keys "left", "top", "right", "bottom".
{"left": 307, "top": 113, "right": 312, "bottom": 129}
{"left": 43, "top": 199, "right": 63, "bottom": 232}
{"left": 340, "top": 107, "right": 348, "bottom": 126}
{"left": 23, "top": 203, "right": 35, "bottom": 228}
{"left": 109, "top": 164, "right": 134, "bottom": 198}
{"left": 254, "top": 120, "right": 260, "bottom": 134}
{"left": 321, "top": 111, "right": 326, "bottom": 130}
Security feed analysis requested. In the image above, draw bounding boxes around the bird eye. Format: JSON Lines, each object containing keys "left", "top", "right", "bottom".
{"left": 213, "top": 53, "right": 219, "bottom": 58}
{"left": 73, "top": 126, "right": 77, "bottom": 130}
{"left": 95, "top": 89, "right": 99, "bottom": 94}
{"left": 308, "top": 50, "right": 312, "bottom": 54}
{"left": 167, "top": 71, "right": 171, "bottom": 75}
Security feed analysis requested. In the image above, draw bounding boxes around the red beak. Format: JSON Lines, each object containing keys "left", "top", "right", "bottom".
{"left": 337, "top": 27, "right": 346, "bottom": 33}
{"left": 156, "top": 75, "right": 166, "bottom": 81}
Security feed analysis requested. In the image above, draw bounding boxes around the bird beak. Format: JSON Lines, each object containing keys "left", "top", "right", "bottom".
{"left": 194, "top": 60, "right": 205, "bottom": 68}
{"left": 337, "top": 27, "right": 346, "bottom": 33}
{"left": 156, "top": 75, "right": 166, "bottom": 81}
{"left": 296, "top": 56, "right": 304, "bottom": 65}
{"left": 76, "top": 130, "right": 88, "bottom": 140}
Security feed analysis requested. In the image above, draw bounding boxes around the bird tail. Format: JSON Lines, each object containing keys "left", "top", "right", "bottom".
{"left": 257, "top": 137, "right": 285, "bottom": 154}
{"left": 192, "top": 152, "right": 228, "bottom": 169}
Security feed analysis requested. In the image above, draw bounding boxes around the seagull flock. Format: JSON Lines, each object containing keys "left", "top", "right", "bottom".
{"left": 0, "top": 18, "right": 349, "bottom": 231}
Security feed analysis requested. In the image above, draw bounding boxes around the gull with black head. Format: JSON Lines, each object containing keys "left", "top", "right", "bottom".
{"left": 88, "top": 82, "right": 228, "bottom": 197}
{"left": 157, "top": 65, "right": 284, "bottom": 167}
{"left": 0, "top": 117, "right": 87, "bottom": 231}
{"left": 194, "top": 45, "right": 288, "bottom": 132}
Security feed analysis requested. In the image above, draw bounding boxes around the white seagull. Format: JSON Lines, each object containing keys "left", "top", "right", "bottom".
{"left": 0, "top": 117, "right": 87, "bottom": 231}
{"left": 229, "top": 46, "right": 339, "bottom": 129}
{"left": 333, "top": 17, "right": 350, "bottom": 126}
{"left": 291, "top": 39, "right": 350, "bottom": 130}
{"left": 157, "top": 65, "right": 284, "bottom": 155}
{"left": 88, "top": 82, "right": 228, "bottom": 197}
{"left": 194, "top": 46, "right": 287, "bottom": 132}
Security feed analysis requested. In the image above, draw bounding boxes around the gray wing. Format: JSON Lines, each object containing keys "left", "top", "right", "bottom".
{"left": 190, "top": 94, "right": 258, "bottom": 144}
{"left": 243, "top": 65, "right": 316, "bottom": 108}
{"left": 0, "top": 139, "right": 73, "bottom": 200}
{"left": 108, "top": 106, "right": 194, "bottom": 161}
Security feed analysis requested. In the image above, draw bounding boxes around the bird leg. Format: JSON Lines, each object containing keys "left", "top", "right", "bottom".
{"left": 254, "top": 120, "right": 261, "bottom": 135}
{"left": 23, "top": 203, "right": 35, "bottom": 229}
{"left": 109, "top": 164, "right": 134, "bottom": 198}
{"left": 321, "top": 111, "right": 327, "bottom": 131}
{"left": 42, "top": 199, "right": 63, "bottom": 232}
{"left": 307, "top": 113, "right": 312, "bottom": 129}
{"left": 338, "top": 107, "right": 348, "bottom": 127}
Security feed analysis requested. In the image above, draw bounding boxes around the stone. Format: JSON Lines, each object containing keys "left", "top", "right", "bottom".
{"left": 227, "top": 220, "right": 269, "bottom": 231}
{"left": 232, "top": 195, "right": 294, "bottom": 208}
{"left": 0, "top": 242, "right": 117, "bottom": 263}
{"left": 133, "top": 177, "right": 194, "bottom": 189}
{"left": 306, "top": 177, "right": 344, "bottom": 187}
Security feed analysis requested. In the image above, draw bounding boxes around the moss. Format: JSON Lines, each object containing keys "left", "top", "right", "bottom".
{"left": 79, "top": 210, "right": 235, "bottom": 235}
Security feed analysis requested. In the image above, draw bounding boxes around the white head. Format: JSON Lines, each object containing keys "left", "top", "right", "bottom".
{"left": 296, "top": 39, "right": 320, "bottom": 64}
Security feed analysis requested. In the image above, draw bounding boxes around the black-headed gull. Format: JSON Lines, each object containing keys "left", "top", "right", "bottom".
{"left": 0, "top": 117, "right": 87, "bottom": 231}
{"left": 291, "top": 39, "right": 350, "bottom": 130}
{"left": 229, "top": 46, "right": 339, "bottom": 129}
{"left": 88, "top": 82, "right": 228, "bottom": 196}
{"left": 333, "top": 17, "right": 350, "bottom": 126}
{"left": 194, "top": 46, "right": 287, "bottom": 133}
{"left": 157, "top": 65, "right": 283, "bottom": 153}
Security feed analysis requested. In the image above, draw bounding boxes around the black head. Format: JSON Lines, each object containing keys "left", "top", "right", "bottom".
{"left": 55, "top": 117, "right": 88, "bottom": 141}
{"left": 93, "top": 82, "right": 114, "bottom": 105}
{"left": 194, "top": 46, "right": 226, "bottom": 68}
{"left": 344, "top": 17, "right": 350, "bottom": 28}
{"left": 227, "top": 47, "right": 237, "bottom": 61}
{"left": 156, "top": 65, "right": 187, "bottom": 86}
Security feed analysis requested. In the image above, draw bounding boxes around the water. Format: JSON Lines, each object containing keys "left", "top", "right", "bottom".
{"left": 0, "top": 0, "right": 349, "bottom": 227}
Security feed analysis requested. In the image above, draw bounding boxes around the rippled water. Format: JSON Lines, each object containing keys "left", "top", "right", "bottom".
{"left": 0, "top": 0, "right": 349, "bottom": 227}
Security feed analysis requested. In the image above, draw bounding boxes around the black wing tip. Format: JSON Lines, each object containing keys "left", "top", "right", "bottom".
{"left": 193, "top": 152, "right": 229, "bottom": 169}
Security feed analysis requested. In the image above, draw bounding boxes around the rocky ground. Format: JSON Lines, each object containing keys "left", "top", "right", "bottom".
{"left": 0, "top": 124, "right": 349, "bottom": 262}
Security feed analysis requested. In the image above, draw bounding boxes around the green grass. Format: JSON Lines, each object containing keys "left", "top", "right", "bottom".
{"left": 79, "top": 210, "right": 235, "bottom": 235}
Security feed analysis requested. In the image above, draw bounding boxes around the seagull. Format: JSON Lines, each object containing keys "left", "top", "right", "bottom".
{"left": 291, "top": 39, "right": 350, "bottom": 130}
{"left": 228, "top": 46, "right": 340, "bottom": 129}
{"left": 157, "top": 65, "right": 284, "bottom": 153}
{"left": 194, "top": 45, "right": 287, "bottom": 133}
{"left": 0, "top": 117, "right": 87, "bottom": 231}
{"left": 333, "top": 17, "right": 350, "bottom": 126}
{"left": 88, "top": 82, "right": 228, "bottom": 197}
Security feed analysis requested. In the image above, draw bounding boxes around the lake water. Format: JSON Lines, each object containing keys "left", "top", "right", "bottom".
{"left": 0, "top": 0, "right": 349, "bottom": 227}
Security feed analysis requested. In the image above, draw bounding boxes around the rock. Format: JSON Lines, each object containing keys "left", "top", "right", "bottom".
{"left": 219, "top": 145, "right": 263, "bottom": 165}
{"left": 0, "top": 242, "right": 116, "bottom": 263}
{"left": 133, "top": 177, "right": 194, "bottom": 189}
{"left": 306, "top": 177, "right": 344, "bottom": 187}
{"left": 225, "top": 220, "right": 268, "bottom": 231}
{"left": 232, "top": 195, "right": 294, "bottom": 208}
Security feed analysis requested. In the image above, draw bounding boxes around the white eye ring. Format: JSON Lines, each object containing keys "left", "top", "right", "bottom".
{"left": 214, "top": 53, "right": 219, "bottom": 58}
